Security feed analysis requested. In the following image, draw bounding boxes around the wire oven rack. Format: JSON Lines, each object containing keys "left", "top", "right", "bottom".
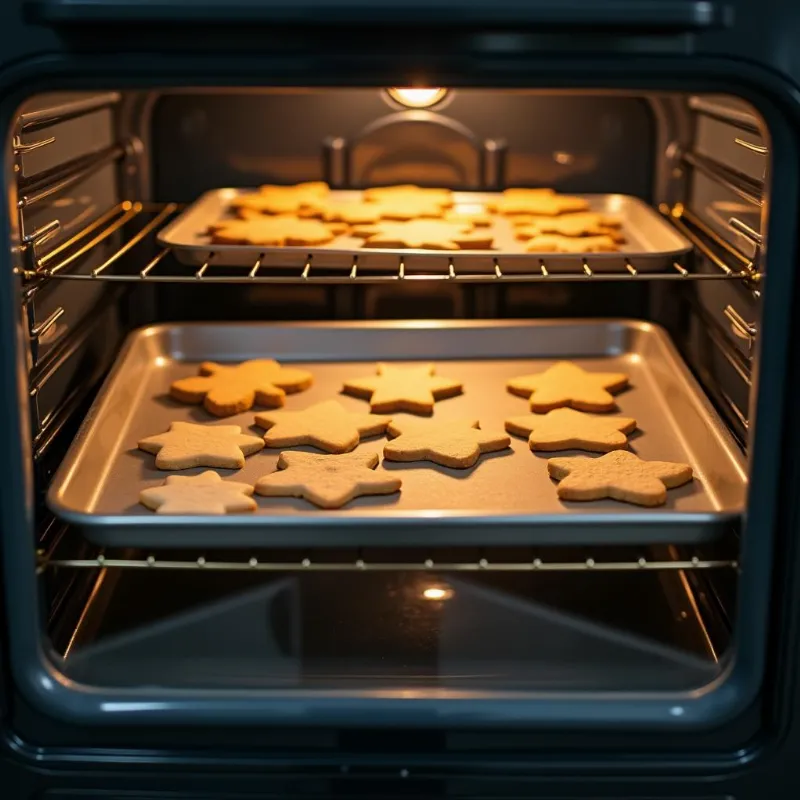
{"left": 17, "top": 200, "right": 761, "bottom": 287}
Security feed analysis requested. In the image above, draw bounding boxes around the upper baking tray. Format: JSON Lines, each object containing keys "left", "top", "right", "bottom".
{"left": 47, "top": 320, "right": 746, "bottom": 549}
{"left": 157, "top": 190, "right": 691, "bottom": 274}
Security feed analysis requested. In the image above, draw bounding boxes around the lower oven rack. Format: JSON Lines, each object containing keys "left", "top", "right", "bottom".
{"left": 18, "top": 201, "right": 761, "bottom": 288}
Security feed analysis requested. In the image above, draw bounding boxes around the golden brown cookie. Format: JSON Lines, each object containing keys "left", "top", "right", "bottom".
{"left": 547, "top": 450, "right": 693, "bottom": 507}
{"left": 507, "top": 361, "right": 629, "bottom": 412}
{"left": 368, "top": 195, "right": 450, "bottom": 221}
{"left": 384, "top": 418, "right": 510, "bottom": 468}
{"left": 505, "top": 408, "right": 637, "bottom": 453}
{"left": 230, "top": 182, "right": 329, "bottom": 216}
{"left": 351, "top": 219, "right": 494, "bottom": 250}
{"left": 255, "top": 400, "right": 391, "bottom": 454}
{"left": 255, "top": 451, "right": 402, "bottom": 509}
{"left": 491, "top": 191, "right": 590, "bottom": 216}
{"left": 523, "top": 233, "right": 620, "bottom": 253}
{"left": 343, "top": 363, "right": 463, "bottom": 415}
{"left": 299, "top": 199, "right": 385, "bottom": 225}
{"left": 139, "top": 471, "right": 256, "bottom": 514}
{"left": 171, "top": 359, "right": 313, "bottom": 417}
{"left": 138, "top": 422, "right": 264, "bottom": 470}
{"left": 443, "top": 207, "right": 493, "bottom": 227}
{"left": 509, "top": 211, "right": 622, "bottom": 230}
{"left": 208, "top": 215, "right": 346, "bottom": 247}
{"left": 363, "top": 185, "right": 453, "bottom": 206}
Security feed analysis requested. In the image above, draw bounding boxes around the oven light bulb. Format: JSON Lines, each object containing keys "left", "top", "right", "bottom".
{"left": 422, "top": 585, "right": 454, "bottom": 601}
{"left": 387, "top": 87, "right": 449, "bottom": 109}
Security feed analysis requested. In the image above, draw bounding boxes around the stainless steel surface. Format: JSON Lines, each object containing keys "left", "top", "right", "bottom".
{"left": 157, "top": 190, "right": 692, "bottom": 273}
{"left": 47, "top": 320, "right": 746, "bottom": 549}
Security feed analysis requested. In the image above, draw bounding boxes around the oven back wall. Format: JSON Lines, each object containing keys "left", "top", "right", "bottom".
{"left": 150, "top": 91, "right": 655, "bottom": 200}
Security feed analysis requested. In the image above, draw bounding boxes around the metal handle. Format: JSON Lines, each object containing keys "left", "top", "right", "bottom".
{"left": 27, "top": 0, "right": 730, "bottom": 29}
{"left": 734, "top": 138, "right": 768, "bottom": 155}
{"left": 724, "top": 305, "right": 757, "bottom": 343}
{"left": 30, "top": 307, "right": 64, "bottom": 340}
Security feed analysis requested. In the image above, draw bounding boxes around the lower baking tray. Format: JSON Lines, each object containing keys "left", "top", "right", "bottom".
{"left": 156, "top": 189, "right": 691, "bottom": 274}
{"left": 47, "top": 320, "right": 746, "bottom": 548}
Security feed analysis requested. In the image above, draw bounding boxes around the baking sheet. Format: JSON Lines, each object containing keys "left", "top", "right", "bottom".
{"left": 157, "top": 190, "right": 692, "bottom": 274}
{"left": 47, "top": 321, "right": 747, "bottom": 548}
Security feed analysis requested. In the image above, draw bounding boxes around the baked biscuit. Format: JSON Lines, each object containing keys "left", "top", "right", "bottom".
{"left": 363, "top": 185, "right": 453, "bottom": 206}
{"left": 491, "top": 189, "right": 590, "bottom": 216}
{"left": 140, "top": 471, "right": 256, "bottom": 515}
{"left": 523, "top": 233, "right": 620, "bottom": 253}
{"left": 548, "top": 450, "right": 693, "bottom": 507}
{"left": 208, "top": 215, "right": 347, "bottom": 247}
{"left": 351, "top": 219, "right": 493, "bottom": 250}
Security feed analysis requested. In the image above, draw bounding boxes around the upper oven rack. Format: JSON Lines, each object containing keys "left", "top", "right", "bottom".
{"left": 18, "top": 201, "right": 761, "bottom": 288}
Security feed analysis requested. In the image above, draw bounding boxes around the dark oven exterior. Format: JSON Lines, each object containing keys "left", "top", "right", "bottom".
{"left": 3, "top": 1, "right": 800, "bottom": 798}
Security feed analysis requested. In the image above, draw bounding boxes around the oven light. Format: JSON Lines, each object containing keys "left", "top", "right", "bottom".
{"left": 422, "top": 584, "right": 454, "bottom": 601}
{"left": 387, "top": 87, "right": 449, "bottom": 109}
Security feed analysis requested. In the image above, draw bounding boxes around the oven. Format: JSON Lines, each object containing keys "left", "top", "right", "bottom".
{"left": 2, "top": 1, "right": 800, "bottom": 798}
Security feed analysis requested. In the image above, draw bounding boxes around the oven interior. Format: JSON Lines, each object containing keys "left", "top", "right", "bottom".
{"left": 7, "top": 88, "right": 767, "bottom": 716}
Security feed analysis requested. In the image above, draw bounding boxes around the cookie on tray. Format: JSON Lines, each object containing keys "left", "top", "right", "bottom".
{"left": 139, "top": 471, "right": 256, "bottom": 515}
{"left": 443, "top": 207, "right": 493, "bottom": 227}
{"left": 299, "top": 199, "right": 386, "bottom": 225}
{"left": 513, "top": 213, "right": 625, "bottom": 243}
{"left": 522, "top": 233, "right": 620, "bottom": 253}
{"left": 343, "top": 362, "right": 463, "bottom": 414}
{"left": 255, "top": 400, "right": 391, "bottom": 454}
{"left": 255, "top": 451, "right": 402, "bottom": 509}
{"left": 208, "top": 214, "right": 347, "bottom": 247}
{"left": 384, "top": 418, "right": 511, "bottom": 469}
{"left": 229, "top": 181, "right": 329, "bottom": 216}
{"left": 351, "top": 219, "right": 494, "bottom": 250}
{"left": 547, "top": 450, "right": 693, "bottom": 507}
{"left": 507, "top": 361, "right": 629, "bottom": 412}
{"left": 505, "top": 407, "right": 637, "bottom": 453}
{"left": 490, "top": 189, "right": 590, "bottom": 217}
{"left": 138, "top": 421, "right": 264, "bottom": 470}
{"left": 171, "top": 359, "right": 313, "bottom": 417}
{"left": 363, "top": 184, "right": 454, "bottom": 206}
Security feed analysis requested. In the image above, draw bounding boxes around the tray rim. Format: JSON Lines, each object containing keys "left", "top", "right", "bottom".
{"left": 46, "top": 318, "right": 747, "bottom": 543}
{"left": 156, "top": 188, "right": 693, "bottom": 264}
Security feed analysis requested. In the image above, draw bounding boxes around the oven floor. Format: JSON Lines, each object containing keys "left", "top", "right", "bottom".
{"left": 57, "top": 554, "right": 726, "bottom": 692}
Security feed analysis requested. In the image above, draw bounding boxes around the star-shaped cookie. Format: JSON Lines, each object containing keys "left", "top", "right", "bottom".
{"left": 138, "top": 421, "right": 264, "bottom": 470}
{"left": 351, "top": 219, "right": 494, "bottom": 250}
{"left": 229, "top": 181, "right": 329, "bottom": 215}
{"left": 505, "top": 408, "right": 637, "bottom": 452}
{"left": 208, "top": 214, "right": 346, "bottom": 246}
{"left": 507, "top": 361, "right": 629, "bottom": 412}
{"left": 491, "top": 189, "right": 590, "bottom": 216}
{"left": 255, "top": 400, "right": 391, "bottom": 454}
{"left": 139, "top": 471, "right": 256, "bottom": 515}
{"left": 522, "top": 233, "right": 620, "bottom": 253}
{"left": 255, "top": 451, "right": 402, "bottom": 509}
{"left": 343, "top": 363, "right": 463, "bottom": 414}
{"left": 363, "top": 184, "right": 453, "bottom": 205}
{"left": 384, "top": 418, "right": 510, "bottom": 468}
{"left": 547, "top": 450, "right": 693, "bottom": 507}
{"left": 171, "top": 359, "right": 313, "bottom": 417}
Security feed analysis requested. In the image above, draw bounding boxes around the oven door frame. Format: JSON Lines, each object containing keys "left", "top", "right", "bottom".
{"left": 1, "top": 27, "right": 800, "bottom": 792}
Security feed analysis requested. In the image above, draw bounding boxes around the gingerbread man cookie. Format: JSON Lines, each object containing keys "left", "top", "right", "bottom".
{"left": 547, "top": 450, "right": 693, "bottom": 507}
{"left": 507, "top": 361, "right": 629, "bottom": 412}
{"left": 505, "top": 407, "right": 637, "bottom": 453}
{"left": 138, "top": 422, "right": 264, "bottom": 470}
{"left": 171, "top": 359, "right": 313, "bottom": 417}
{"left": 255, "top": 400, "right": 391, "bottom": 454}
{"left": 384, "top": 418, "right": 510, "bottom": 468}
{"left": 139, "top": 471, "right": 256, "bottom": 515}
{"left": 255, "top": 451, "right": 401, "bottom": 509}
{"left": 343, "top": 363, "right": 463, "bottom": 414}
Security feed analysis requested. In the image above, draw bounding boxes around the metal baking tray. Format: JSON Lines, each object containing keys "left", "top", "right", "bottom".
{"left": 157, "top": 190, "right": 691, "bottom": 274}
{"left": 47, "top": 320, "right": 746, "bottom": 549}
